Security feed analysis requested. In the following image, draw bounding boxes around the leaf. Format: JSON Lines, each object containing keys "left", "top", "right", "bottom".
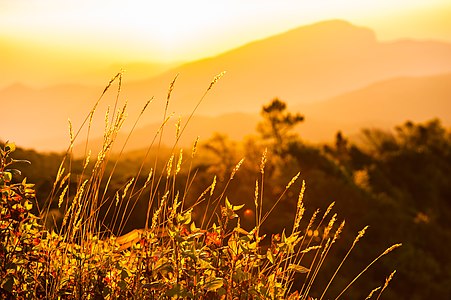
{"left": 165, "top": 284, "right": 181, "bottom": 297}
{"left": 204, "top": 278, "right": 223, "bottom": 291}
{"left": 1, "top": 275, "right": 14, "bottom": 292}
{"left": 234, "top": 227, "right": 249, "bottom": 235}
{"left": 232, "top": 203, "right": 245, "bottom": 211}
{"left": 288, "top": 264, "right": 310, "bottom": 273}
{"left": 24, "top": 200, "right": 33, "bottom": 211}
{"left": 120, "top": 270, "right": 129, "bottom": 280}
{"left": 247, "top": 241, "right": 257, "bottom": 250}
{"left": 5, "top": 142, "right": 16, "bottom": 153}
{"left": 286, "top": 233, "right": 300, "bottom": 245}
{"left": 187, "top": 232, "right": 204, "bottom": 241}
{"left": 228, "top": 237, "right": 240, "bottom": 256}
{"left": 225, "top": 197, "right": 232, "bottom": 210}
{"left": 225, "top": 197, "right": 245, "bottom": 211}
{"left": 142, "top": 282, "right": 164, "bottom": 290}
{"left": 5, "top": 169, "right": 21, "bottom": 176}
{"left": 267, "top": 249, "right": 274, "bottom": 264}
{"left": 281, "top": 230, "right": 287, "bottom": 243}
{"left": 12, "top": 159, "right": 31, "bottom": 165}
{"left": 176, "top": 208, "right": 192, "bottom": 224}
{"left": 155, "top": 261, "right": 173, "bottom": 273}
{"left": 2, "top": 172, "right": 12, "bottom": 183}
{"left": 198, "top": 259, "right": 214, "bottom": 270}
{"left": 117, "top": 280, "right": 127, "bottom": 290}
{"left": 190, "top": 221, "right": 198, "bottom": 232}
{"left": 233, "top": 268, "right": 251, "bottom": 283}
{"left": 217, "top": 287, "right": 227, "bottom": 296}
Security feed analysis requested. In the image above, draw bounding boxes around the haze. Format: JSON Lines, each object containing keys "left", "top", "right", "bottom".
{"left": 1, "top": 1, "right": 451, "bottom": 151}
{"left": 1, "top": 0, "right": 451, "bottom": 87}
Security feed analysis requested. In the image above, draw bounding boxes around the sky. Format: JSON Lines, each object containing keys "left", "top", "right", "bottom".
{"left": 1, "top": 0, "right": 450, "bottom": 88}
{"left": 1, "top": 0, "right": 450, "bottom": 63}
{"left": 1, "top": 0, "right": 450, "bottom": 150}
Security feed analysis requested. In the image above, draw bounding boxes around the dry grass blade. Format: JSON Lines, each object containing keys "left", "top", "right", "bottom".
{"left": 376, "top": 270, "right": 396, "bottom": 300}
{"left": 319, "top": 225, "right": 369, "bottom": 300}
{"left": 57, "top": 185, "right": 69, "bottom": 208}
{"left": 292, "top": 180, "right": 306, "bottom": 233}
{"left": 334, "top": 244, "right": 401, "bottom": 300}
{"left": 365, "top": 286, "right": 382, "bottom": 300}
{"left": 260, "top": 171, "right": 301, "bottom": 224}
{"left": 0, "top": 72, "right": 404, "bottom": 299}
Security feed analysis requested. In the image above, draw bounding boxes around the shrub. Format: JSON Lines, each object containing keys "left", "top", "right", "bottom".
{"left": 0, "top": 74, "right": 400, "bottom": 299}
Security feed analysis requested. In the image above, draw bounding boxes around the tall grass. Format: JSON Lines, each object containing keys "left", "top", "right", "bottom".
{"left": 0, "top": 73, "right": 400, "bottom": 299}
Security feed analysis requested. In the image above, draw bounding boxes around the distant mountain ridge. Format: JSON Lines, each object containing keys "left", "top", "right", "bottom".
{"left": 73, "top": 73, "right": 451, "bottom": 155}
{"left": 71, "top": 112, "right": 261, "bottom": 156}
{"left": 301, "top": 73, "right": 451, "bottom": 123}
{"left": 298, "top": 73, "right": 451, "bottom": 141}
{"left": 120, "top": 19, "right": 451, "bottom": 115}
{"left": 2, "top": 19, "right": 451, "bottom": 151}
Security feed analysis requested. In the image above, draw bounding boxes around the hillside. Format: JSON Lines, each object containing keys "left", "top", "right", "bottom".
{"left": 71, "top": 73, "right": 451, "bottom": 154}
{"left": 298, "top": 73, "right": 451, "bottom": 141}
{"left": 3, "top": 116, "right": 450, "bottom": 299}
{"left": 71, "top": 112, "right": 260, "bottom": 157}
{"left": 122, "top": 20, "right": 451, "bottom": 116}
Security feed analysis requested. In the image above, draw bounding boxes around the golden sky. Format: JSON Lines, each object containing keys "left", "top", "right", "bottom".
{"left": 1, "top": 0, "right": 450, "bottom": 61}
{"left": 1, "top": 0, "right": 450, "bottom": 87}
{"left": 1, "top": 0, "right": 451, "bottom": 150}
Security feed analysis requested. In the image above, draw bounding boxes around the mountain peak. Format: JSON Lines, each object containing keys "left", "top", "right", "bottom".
{"left": 223, "top": 19, "right": 377, "bottom": 58}
{"left": 284, "top": 19, "right": 377, "bottom": 46}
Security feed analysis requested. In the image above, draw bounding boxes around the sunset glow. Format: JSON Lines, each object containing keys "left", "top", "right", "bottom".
{"left": 1, "top": 0, "right": 450, "bottom": 96}
{"left": 1, "top": 0, "right": 450, "bottom": 64}
{"left": 1, "top": 0, "right": 450, "bottom": 158}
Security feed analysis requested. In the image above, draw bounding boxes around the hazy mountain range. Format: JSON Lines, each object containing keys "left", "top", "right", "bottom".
{"left": 2, "top": 20, "right": 451, "bottom": 152}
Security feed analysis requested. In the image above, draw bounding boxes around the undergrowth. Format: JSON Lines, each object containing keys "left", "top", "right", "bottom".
{"left": 0, "top": 73, "right": 400, "bottom": 299}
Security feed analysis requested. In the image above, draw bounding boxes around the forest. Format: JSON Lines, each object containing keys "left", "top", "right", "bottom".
{"left": 2, "top": 98, "right": 451, "bottom": 299}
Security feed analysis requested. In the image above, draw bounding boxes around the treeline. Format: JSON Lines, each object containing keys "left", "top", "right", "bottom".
{"left": 3, "top": 99, "right": 451, "bottom": 299}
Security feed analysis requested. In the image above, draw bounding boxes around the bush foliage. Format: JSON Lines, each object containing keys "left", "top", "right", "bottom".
{"left": 4, "top": 74, "right": 435, "bottom": 299}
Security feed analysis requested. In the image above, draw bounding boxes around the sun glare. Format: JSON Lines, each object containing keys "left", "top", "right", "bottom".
{"left": 1, "top": 0, "right": 450, "bottom": 63}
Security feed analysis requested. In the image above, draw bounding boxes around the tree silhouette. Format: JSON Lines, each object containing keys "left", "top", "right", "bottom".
{"left": 257, "top": 98, "right": 304, "bottom": 155}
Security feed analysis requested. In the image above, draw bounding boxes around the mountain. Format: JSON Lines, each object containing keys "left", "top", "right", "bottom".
{"left": 72, "top": 73, "right": 451, "bottom": 154}
{"left": 120, "top": 19, "right": 451, "bottom": 116}
{"left": 301, "top": 73, "right": 451, "bottom": 124}
{"left": 2, "top": 19, "right": 451, "bottom": 151}
{"left": 78, "top": 61, "right": 182, "bottom": 86}
{"left": 71, "top": 112, "right": 260, "bottom": 157}
{"left": 298, "top": 73, "right": 451, "bottom": 141}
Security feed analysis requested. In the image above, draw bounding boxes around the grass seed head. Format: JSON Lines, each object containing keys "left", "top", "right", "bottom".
{"left": 286, "top": 172, "right": 300, "bottom": 189}
{"left": 353, "top": 225, "right": 369, "bottom": 246}
{"left": 260, "top": 147, "right": 268, "bottom": 174}
{"left": 58, "top": 185, "right": 69, "bottom": 208}
{"left": 68, "top": 119, "right": 74, "bottom": 146}
{"left": 176, "top": 149, "right": 183, "bottom": 175}
{"left": 175, "top": 116, "right": 181, "bottom": 139}
{"left": 365, "top": 286, "right": 382, "bottom": 300}
{"left": 210, "top": 175, "right": 217, "bottom": 196}
{"left": 230, "top": 158, "right": 245, "bottom": 179}
{"left": 167, "top": 154, "right": 174, "bottom": 179}
{"left": 208, "top": 71, "right": 226, "bottom": 91}
{"left": 254, "top": 179, "right": 259, "bottom": 208}
{"left": 382, "top": 243, "right": 402, "bottom": 256}
{"left": 192, "top": 136, "right": 199, "bottom": 158}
